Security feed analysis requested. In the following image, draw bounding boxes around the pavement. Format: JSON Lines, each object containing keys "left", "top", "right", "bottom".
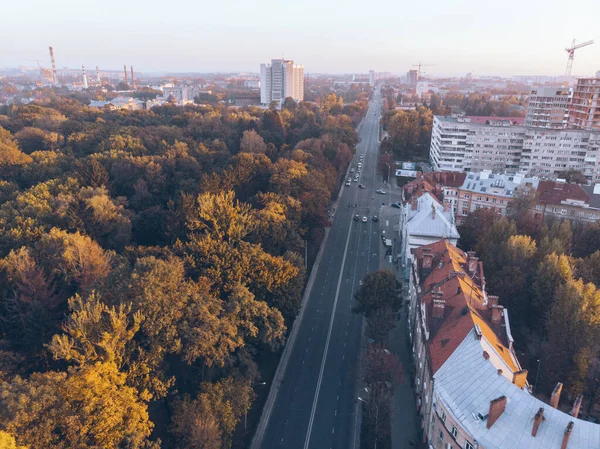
{"left": 253, "top": 90, "right": 396, "bottom": 449}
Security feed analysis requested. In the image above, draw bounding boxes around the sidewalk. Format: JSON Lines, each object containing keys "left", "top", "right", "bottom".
{"left": 377, "top": 188, "right": 419, "bottom": 449}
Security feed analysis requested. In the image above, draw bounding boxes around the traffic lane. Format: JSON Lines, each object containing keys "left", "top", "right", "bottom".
{"left": 261, "top": 198, "right": 356, "bottom": 449}
{"left": 306, "top": 219, "right": 373, "bottom": 449}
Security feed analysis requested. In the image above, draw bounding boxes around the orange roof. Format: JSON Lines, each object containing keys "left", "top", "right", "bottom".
{"left": 416, "top": 240, "right": 518, "bottom": 374}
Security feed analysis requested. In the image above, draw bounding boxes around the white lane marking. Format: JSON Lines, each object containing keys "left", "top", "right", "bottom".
{"left": 303, "top": 209, "right": 355, "bottom": 449}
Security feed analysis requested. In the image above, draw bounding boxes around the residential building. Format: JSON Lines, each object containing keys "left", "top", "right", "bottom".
{"left": 456, "top": 171, "right": 538, "bottom": 224}
{"left": 407, "top": 239, "right": 600, "bottom": 449}
{"left": 568, "top": 78, "right": 600, "bottom": 132}
{"left": 402, "top": 171, "right": 467, "bottom": 215}
{"left": 260, "top": 59, "right": 304, "bottom": 105}
{"left": 520, "top": 128, "right": 593, "bottom": 178}
{"left": 400, "top": 193, "right": 459, "bottom": 280}
{"left": 532, "top": 180, "right": 600, "bottom": 223}
{"left": 88, "top": 97, "right": 144, "bottom": 111}
{"left": 430, "top": 115, "right": 525, "bottom": 172}
{"left": 162, "top": 85, "right": 202, "bottom": 103}
{"left": 406, "top": 69, "right": 419, "bottom": 86}
{"left": 525, "top": 85, "right": 571, "bottom": 129}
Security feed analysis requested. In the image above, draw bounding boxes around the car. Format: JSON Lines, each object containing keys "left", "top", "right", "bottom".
{"left": 357, "top": 163, "right": 362, "bottom": 168}
{"left": 345, "top": 180, "right": 351, "bottom": 186}
{"left": 358, "top": 184, "right": 366, "bottom": 189}
{"left": 361, "top": 216, "right": 368, "bottom": 223}
{"left": 376, "top": 189, "right": 386, "bottom": 194}
{"left": 372, "top": 215, "right": 379, "bottom": 222}
{"left": 353, "top": 177, "right": 359, "bottom": 182}
{"left": 350, "top": 168, "right": 355, "bottom": 173}
{"left": 391, "top": 202, "right": 402, "bottom": 209}
{"left": 353, "top": 215, "right": 360, "bottom": 221}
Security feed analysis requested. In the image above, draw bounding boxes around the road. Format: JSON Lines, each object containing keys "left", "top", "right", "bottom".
{"left": 256, "top": 89, "right": 398, "bottom": 449}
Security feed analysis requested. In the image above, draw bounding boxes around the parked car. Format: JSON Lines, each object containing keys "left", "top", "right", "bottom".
{"left": 372, "top": 215, "right": 379, "bottom": 222}
{"left": 353, "top": 215, "right": 360, "bottom": 221}
{"left": 345, "top": 180, "right": 351, "bottom": 186}
{"left": 376, "top": 189, "right": 386, "bottom": 194}
{"left": 358, "top": 184, "right": 366, "bottom": 189}
{"left": 391, "top": 202, "right": 402, "bottom": 209}
{"left": 361, "top": 216, "right": 368, "bottom": 223}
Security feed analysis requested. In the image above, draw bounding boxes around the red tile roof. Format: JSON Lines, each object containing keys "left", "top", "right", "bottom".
{"left": 535, "top": 180, "right": 589, "bottom": 206}
{"left": 415, "top": 240, "right": 518, "bottom": 374}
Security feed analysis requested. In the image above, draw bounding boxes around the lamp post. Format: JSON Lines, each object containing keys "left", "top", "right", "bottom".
{"left": 533, "top": 358, "right": 541, "bottom": 394}
{"left": 245, "top": 382, "right": 267, "bottom": 430}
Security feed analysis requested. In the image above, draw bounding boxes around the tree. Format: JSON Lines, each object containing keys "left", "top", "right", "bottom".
{"left": 0, "top": 431, "right": 26, "bottom": 449}
{"left": 0, "top": 363, "right": 154, "bottom": 449}
{"left": 240, "top": 130, "right": 267, "bottom": 154}
{"left": 353, "top": 270, "right": 401, "bottom": 317}
{"left": 0, "top": 126, "right": 32, "bottom": 168}
{"left": 557, "top": 169, "right": 587, "bottom": 185}
{"left": 532, "top": 253, "right": 574, "bottom": 327}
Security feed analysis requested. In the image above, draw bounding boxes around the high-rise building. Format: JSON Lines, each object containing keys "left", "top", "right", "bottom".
{"left": 260, "top": 59, "right": 304, "bottom": 105}
{"left": 525, "top": 86, "right": 571, "bottom": 129}
{"left": 568, "top": 78, "right": 600, "bottom": 131}
{"left": 406, "top": 69, "right": 418, "bottom": 86}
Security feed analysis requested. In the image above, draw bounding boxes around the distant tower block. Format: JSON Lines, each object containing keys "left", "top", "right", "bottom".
{"left": 82, "top": 65, "right": 88, "bottom": 89}
{"left": 124, "top": 64, "right": 128, "bottom": 85}
{"left": 130, "top": 66, "right": 135, "bottom": 87}
{"left": 96, "top": 66, "right": 101, "bottom": 83}
{"left": 49, "top": 46, "right": 58, "bottom": 85}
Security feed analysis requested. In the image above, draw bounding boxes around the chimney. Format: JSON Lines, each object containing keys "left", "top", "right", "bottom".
{"left": 532, "top": 407, "right": 545, "bottom": 437}
{"left": 411, "top": 195, "right": 418, "bottom": 210}
{"left": 443, "top": 201, "right": 451, "bottom": 213}
{"left": 124, "top": 64, "right": 128, "bottom": 85}
{"left": 570, "top": 394, "right": 583, "bottom": 418}
{"left": 491, "top": 305, "right": 504, "bottom": 324}
{"left": 487, "top": 295, "right": 499, "bottom": 309}
{"left": 49, "top": 46, "right": 58, "bottom": 86}
{"left": 96, "top": 65, "right": 101, "bottom": 83}
{"left": 561, "top": 422, "right": 574, "bottom": 449}
{"left": 422, "top": 253, "right": 433, "bottom": 269}
{"left": 551, "top": 382, "right": 563, "bottom": 409}
{"left": 486, "top": 396, "right": 507, "bottom": 429}
{"left": 431, "top": 203, "right": 436, "bottom": 220}
{"left": 512, "top": 369, "right": 528, "bottom": 389}
{"left": 432, "top": 289, "right": 445, "bottom": 319}
{"left": 467, "top": 252, "right": 478, "bottom": 274}
{"left": 130, "top": 65, "right": 135, "bottom": 87}
{"left": 82, "top": 65, "right": 88, "bottom": 89}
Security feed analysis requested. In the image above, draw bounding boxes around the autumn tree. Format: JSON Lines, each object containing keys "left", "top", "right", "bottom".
{"left": 240, "top": 130, "right": 267, "bottom": 154}
{"left": 354, "top": 270, "right": 401, "bottom": 317}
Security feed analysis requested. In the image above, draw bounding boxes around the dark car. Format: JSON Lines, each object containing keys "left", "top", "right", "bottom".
{"left": 353, "top": 215, "right": 360, "bottom": 221}
{"left": 391, "top": 202, "right": 402, "bottom": 209}
{"left": 358, "top": 184, "right": 366, "bottom": 189}
{"left": 372, "top": 215, "right": 379, "bottom": 222}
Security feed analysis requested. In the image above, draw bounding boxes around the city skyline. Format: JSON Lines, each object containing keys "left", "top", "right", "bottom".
{"left": 2, "top": 0, "right": 599, "bottom": 77}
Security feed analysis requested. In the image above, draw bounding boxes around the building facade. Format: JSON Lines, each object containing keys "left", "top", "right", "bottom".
{"left": 525, "top": 86, "right": 571, "bottom": 129}
{"left": 532, "top": 180, "right": 600, "bottom": 223}
{"left": 260, "top": 59, "right": 304, "bottom": 105}
{"left": 568, "top": 78, "right": 600, "bottom": 132}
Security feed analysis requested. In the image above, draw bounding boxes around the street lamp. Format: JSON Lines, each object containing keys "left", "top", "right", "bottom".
{"left": 533, "top": 359, "right": 541, "bottom": 394}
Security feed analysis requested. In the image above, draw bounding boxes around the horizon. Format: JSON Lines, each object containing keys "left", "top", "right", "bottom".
{"left": 2, "top": 0, "right": 599, "bottom": 78}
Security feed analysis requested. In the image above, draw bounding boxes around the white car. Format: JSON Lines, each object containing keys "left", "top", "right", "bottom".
{"left": 361, "top": 216, "right": 368, "bottom": 223}
{"left": 358, "top": 163, "right": 362, "bottom": 168}
{"left": 376, "top": 188, "right": 386, "bottom": 194}
{"left": 353, "top": 177, "right": 359, "bottom": 182}
{"left": 345, "top": 180, "right": 351, "bottom": 186}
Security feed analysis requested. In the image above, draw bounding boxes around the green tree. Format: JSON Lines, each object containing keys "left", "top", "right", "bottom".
{"left": 353, "top": 270, "right": 401, "bottom": 317}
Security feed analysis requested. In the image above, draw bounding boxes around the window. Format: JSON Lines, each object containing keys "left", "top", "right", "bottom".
{"left": 451, "top": 425, "right": 458, "bottom": 438}
{"left": 465, "top": 442, "right": 474, "bottom": 449}
{"left": 441, "top": 411, "right": 447, "bottom": 424}
{"left": 439, "top": 430, "right": 444, "bottom": 444}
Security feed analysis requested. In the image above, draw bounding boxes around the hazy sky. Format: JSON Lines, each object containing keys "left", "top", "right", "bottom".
{"left": 2, "top": 0, "right": 599, "bottom": 77}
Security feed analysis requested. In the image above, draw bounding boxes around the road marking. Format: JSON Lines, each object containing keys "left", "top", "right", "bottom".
{"left": 302, "top": 169, "right": 357, "bottom": 449}
{"left": 332, "top": 427, "right": 335, "bottom": 434}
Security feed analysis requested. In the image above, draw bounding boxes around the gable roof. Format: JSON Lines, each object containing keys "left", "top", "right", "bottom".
{"left": 405, "top": 193, "right": 460, "bottom": 240}
{"left": 535, "top": 180, "right": 589, "bottom": 206}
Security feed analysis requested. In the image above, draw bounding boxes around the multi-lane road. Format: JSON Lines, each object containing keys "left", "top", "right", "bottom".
{"left": 254, "top": 89, "right": 399, "bottom": 449}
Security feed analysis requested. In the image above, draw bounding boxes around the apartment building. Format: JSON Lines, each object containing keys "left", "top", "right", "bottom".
{"left": 456, "top": 171, "right": 538, "bottom": 223}
{"left": 568, "top": 78, "right": 600, "bottom": 132}
{"left": 532, "top": 180, "right": 600, "bottom": 223}
{"left": 525, "top": 86, "right": 571, "bottom": 129}
{"left": 260, "top": 59, "right": 304, "bottom": 105}
{"left": 407, "top": 239, "right": 600, "bottom": 449}
{"left": 430, "top": 116, "right": 525, "bottom": 172}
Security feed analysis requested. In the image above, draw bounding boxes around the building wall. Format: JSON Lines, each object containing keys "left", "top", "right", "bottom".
{"left": 468, "top": 126, "right": 525, "bottom": 172}
{"left": 525, "top": 86, "right": 571, "bottom": 129}
{"left": 430, "top": 116, "right": 470, "bottom": 171}
{"left": 568, "top": 78, "right": 600, "bottom": 132}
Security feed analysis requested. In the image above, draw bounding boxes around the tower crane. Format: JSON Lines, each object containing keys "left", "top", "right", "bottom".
{"left": 413, "top": 62, "right": 435, "bottom": 79}
{"left": 565, "top": 39, "right": 593, "bottom": 76}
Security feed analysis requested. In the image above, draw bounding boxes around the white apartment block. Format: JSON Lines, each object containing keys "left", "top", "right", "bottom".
{"left": 430, "top": 115, "right": 600, "bottom": 182}
{"left": 260, "top": 59, "right": 304, "bottom": 105}
{"left": 430, "top": 116, "right": 525, "bottom": 173}
{"left": 525, "top": 86, "right": 571, "bottom": 129}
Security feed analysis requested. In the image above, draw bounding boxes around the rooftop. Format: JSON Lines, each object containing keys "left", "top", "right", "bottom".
{"left": 405, "top": 193, "right": 460, "bottom": 241}
{"left": 436, "top": 328, "right": 600, "bottom": 449}
{"left": 580, "top": 184, "right": 600, "bottom": 210}
{"left": 535, "top": 180, "right": 589, "bottom": 206}
{"left": 437, "top": 115, "right": 525, "bottom": 127}
{"left": 461, "top": 171, "right": 539, "bottom": 198}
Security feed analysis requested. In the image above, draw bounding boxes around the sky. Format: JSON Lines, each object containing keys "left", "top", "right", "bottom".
{"left": 2, "top": 0, "right": 600, "bottom": 77}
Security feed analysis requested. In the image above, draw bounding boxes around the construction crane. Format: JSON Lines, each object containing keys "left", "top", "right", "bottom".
{"left": 413, "top": 62, "right": 435, "bottom": 79}
{"left": 565, "top": 39, "right": 594, "bottom": 76}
